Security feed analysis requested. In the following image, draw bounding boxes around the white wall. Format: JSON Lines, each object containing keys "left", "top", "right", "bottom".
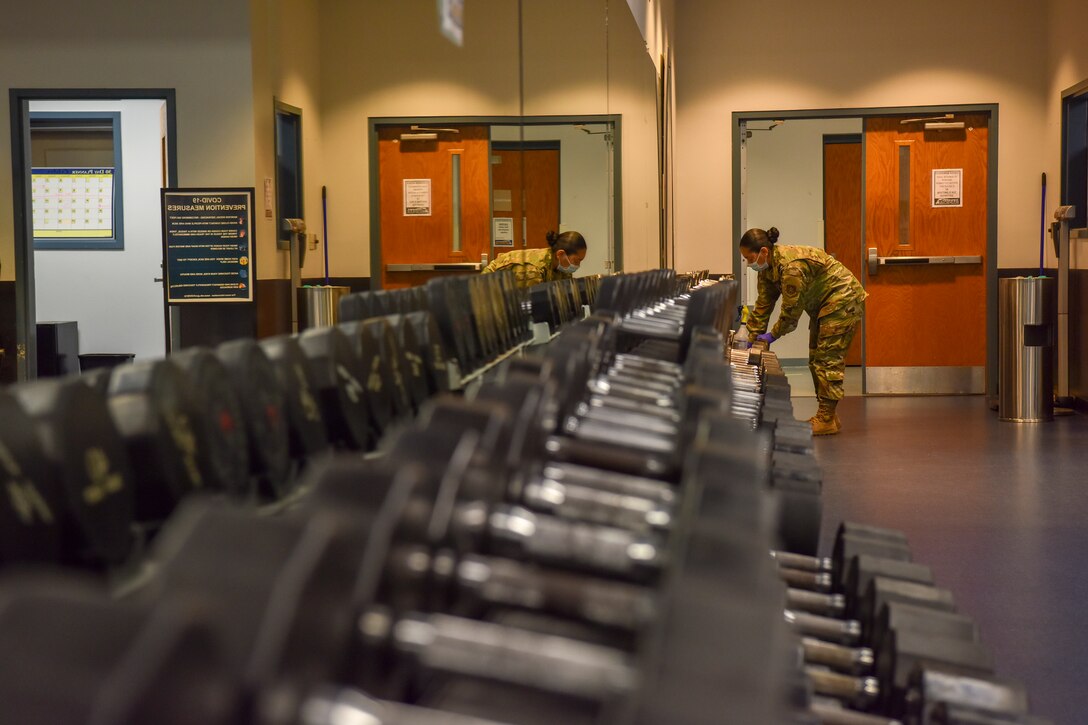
{"left": 492, "top": 124, "right": 611, "bottom": 277}
{"left": 745, "top": 118, "right": 862, "bottom": 361}
{"left": 31, "top": 100, "right": 166, "bottom": 361}
{"left": 674, "top": 0, "right": 1049, "bottom": 274}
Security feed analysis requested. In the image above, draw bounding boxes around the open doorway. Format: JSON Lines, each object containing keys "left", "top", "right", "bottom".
{"left": 9, "top": 89, "right": 178, "bottom": 382}
{"left": 734, "top": 105, "right": 999, "bottom": 396}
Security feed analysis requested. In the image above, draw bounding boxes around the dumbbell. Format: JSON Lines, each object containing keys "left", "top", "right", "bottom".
{"left": 147, "top": 489, "right": 641, "bottom": 717}
{"left": 303, "top": 455, "right": 660, "bottom": 639}
{"left": 377, "top": 421, "right": 668, "bottom": 584}
{"left": 258, "top": 334, "right": 330, "bottom": 465}
{"left": 5, "top": 377, "right": 136, "bottom": 567}
{"left": 167, "top": 347, "right": 251, "bottom": 496}
{"left": 338, "top": 317, "right": 412, "bottom": 434}
{"left": 214, "top": 339, "right": 293, "bottom": 500}
{"left": 0, "top": 570, "right": 517, "bottom": 725}
{"left": 296, "top": 325, "right": 373, "bottom": 451}
{"left": 904, "top": 665, "right": 1051, "bottom": 724}
{"left": 103, "top": 359, "right": 208, "bottom": 520}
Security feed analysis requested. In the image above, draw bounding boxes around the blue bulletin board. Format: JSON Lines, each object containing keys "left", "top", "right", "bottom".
{"left": 161, "top": 188, "right": 255, "bottom": 303}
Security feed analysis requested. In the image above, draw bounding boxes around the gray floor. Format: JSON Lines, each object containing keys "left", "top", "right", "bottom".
{"left": 792, "top": 393, "right": 1088, "bottom": 725}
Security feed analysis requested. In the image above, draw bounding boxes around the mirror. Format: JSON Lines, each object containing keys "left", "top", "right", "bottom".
{"left": 333, "top": 0, "right": 663, "bottom": 289}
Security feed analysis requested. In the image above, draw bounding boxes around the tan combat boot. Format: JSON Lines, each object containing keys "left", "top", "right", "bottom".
{"left": 808, "top": 399, "right": 841, "bottom": 436}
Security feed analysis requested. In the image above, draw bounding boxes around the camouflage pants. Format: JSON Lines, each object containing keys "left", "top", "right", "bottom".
{"left": 808, "top": 301, "right": 864, "bottom": 401}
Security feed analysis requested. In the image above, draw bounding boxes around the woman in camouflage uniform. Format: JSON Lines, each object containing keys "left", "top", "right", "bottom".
{"left": 739, "top": 227, "right": 866, "bottom": 436}
{"left": 481, "top": 230, "right": 587, "bottom": 288}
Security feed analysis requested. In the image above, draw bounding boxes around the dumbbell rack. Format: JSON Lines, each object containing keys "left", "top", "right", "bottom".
{"left": 0, "top": 269, "right": 1050, "bottom": 725}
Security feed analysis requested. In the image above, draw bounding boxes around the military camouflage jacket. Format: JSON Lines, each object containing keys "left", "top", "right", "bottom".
{"left": 746, "top": 245, "right": 867, "bottom": 339}
{"left": 481, "top": 247, "right": 572, "bottom": 288}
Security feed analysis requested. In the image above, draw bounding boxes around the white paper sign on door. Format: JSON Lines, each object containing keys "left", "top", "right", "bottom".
{"left": 932, "top": 168, "right": 963, "bottom": 208}
{"left": 493, "top": 217, "right": 515, "bottom": 247}
{"left": 404, "top": 179, "right": 432, "bottom": 216}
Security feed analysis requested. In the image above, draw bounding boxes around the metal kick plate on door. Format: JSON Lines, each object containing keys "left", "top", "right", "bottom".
{"left": 867, "top": 248, "right": 982, "bottom": 276}
{"left": 386, "top": 262, "right": 483, "bottom": 272}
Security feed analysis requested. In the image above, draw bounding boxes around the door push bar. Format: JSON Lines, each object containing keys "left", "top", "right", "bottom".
{"left": 867, "top": 248, "right": 982, "bottom": 276}
{"left": 386, "top": 262, "right": 484, "bottom": 272}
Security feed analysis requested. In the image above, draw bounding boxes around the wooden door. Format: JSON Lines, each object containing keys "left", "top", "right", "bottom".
{"left": 378, "top": 125, "right": 490, "bottom": 289}
{"left": 823, "top": 136, "right": 863, "bottom": 366}
{"left": 490, "top": 144, "right": 560, "bottom": 253}
{"left": 864, "top": 114, "right": 989, "bottom": 393}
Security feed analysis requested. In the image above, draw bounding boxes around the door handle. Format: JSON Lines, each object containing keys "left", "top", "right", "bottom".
{"left": 386, "top": 262, "right": 484, "bottom": 272}
{"left": 867, "top": 248, "right": 981, "bottom": 276}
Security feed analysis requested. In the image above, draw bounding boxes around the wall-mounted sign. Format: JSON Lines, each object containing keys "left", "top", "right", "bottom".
{"left": 404, "top": 178, "right": 432, "bottom": 216}
{"left": 932, "top": 168, "right": 963, "bottom": 207}
{"left": 493, "top": 217, "right": 515, "bottom": 247}
{"left": 32, "top": 167, "right": 115, "bottom": 238}
{"left": 162, "top": 188, "right": 255, "bottom": 303}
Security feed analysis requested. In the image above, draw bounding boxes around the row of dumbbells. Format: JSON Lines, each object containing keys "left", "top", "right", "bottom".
{"left": 778, "top": 523, "right": 1050, "bottom": 724}
{"left": 0, "top": 294, "right": 803, "bottom": 723}
{"left": 0, "top": 304, "right": 487, "bottom": 571}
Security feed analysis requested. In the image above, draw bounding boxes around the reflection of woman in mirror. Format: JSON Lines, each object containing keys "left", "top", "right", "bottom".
{"left": 481, "top": 230, "right": 587, "bottom": 288}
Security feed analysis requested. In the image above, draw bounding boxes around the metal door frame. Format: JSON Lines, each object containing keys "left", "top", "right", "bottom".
{"left": 9, "top": 88, "right": 179, "bottom": 381}
{"left": 732, "top": 104, "right": 999, "bottom": 396}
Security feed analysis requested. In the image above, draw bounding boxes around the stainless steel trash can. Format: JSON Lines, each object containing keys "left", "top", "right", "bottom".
{"left": 998, "top": 276, "right": 1054, "bottom": 422}
{"left": 301, "top": 285, "right": 350, "bottom": 329}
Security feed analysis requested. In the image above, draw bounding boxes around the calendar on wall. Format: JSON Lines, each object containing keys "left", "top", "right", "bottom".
{"left": 32, "top": 167, "right": 115, "bottom": 239}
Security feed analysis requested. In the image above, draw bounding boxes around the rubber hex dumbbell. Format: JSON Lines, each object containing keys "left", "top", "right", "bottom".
{"left": 258, "top": 334, "right": 330, "bottom": 465}
{"left": 105, "top": 359, "right": 208, "bottom": 520}
{"left": 0, "top": 571, "right": 241, "bottom": 725}
{"left": 296, "top": 325, "right": 373, "bottom": 451}
{"left": 8, "top": 378, "right": 137, "bottom": 567}
{"left": 302, "top": 455, "right": 660, "bottom": 639}
{"left": 378, "top": 423, "right": 668, "bottom": 584}
{"left": 167, "top": 347, "right": 252, "bottom": 497}
{"left": 151, "top": 480, "right": 640, "bottom": 716}
{"left": 215, "top": 339, "right": 293, "bottom": 500}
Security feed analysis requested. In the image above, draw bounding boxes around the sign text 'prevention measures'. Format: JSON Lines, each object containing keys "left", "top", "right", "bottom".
{"left": 163, "top": 189, "right": 255, "bottom": 303}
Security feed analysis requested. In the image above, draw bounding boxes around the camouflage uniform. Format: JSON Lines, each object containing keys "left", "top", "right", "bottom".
{"left": 746, "top": 245, "right": 866, "bottom": 402}
{"left": 481, "top": 247, "right": 572, "bottom": 289}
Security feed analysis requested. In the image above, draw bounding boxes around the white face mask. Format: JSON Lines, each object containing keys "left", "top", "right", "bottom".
{"left": 557, "top": 252, "right": 580, "bottom": 273}
{"left": 749, "top": 248, "right": 769, "bottom": 272}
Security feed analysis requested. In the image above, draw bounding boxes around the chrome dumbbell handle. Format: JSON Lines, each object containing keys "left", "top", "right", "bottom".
{"left": 785, "top": 609, "right": 862, "bottom": 646}
{"left": 388, "top": 611, "right": 639, "bottom": 700}
{"left": 801, "top": 637, "right": 874, "bottom": 675}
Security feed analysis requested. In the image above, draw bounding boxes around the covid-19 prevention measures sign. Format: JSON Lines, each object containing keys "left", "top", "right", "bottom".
{"left": 162, "top": 189, "right": 255, "bottom": 303}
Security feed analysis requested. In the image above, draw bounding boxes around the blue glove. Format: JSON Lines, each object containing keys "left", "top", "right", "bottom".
{"left": 756, "top": 332, "right": 776, "bottom": 346}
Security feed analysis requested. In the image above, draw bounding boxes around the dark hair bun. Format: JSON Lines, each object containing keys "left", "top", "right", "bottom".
{"left": 545, "top": 230, "right": 559, "bottom": 247}
{"left": 767, "top": 227, "right": 780, "bottom": 244}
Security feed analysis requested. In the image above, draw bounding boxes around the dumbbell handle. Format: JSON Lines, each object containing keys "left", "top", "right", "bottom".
{"left": 455, "top": 553, "right": 659, "bottom": 631}
{"left": 771, "top": 550, "right": 832, "bottom": 572}
{"left": 805, "top": 666, "right": 880, "bottom": 710}
{"left": 801, "top": 637, "right": 874, "bottom": 675}
{"left": 809, "top": 702, "right": 903, "bottom": 725}
{"left": 521, "top": 478, "right": 673, "bottom": 533}
{"left": 300, "top": 686, "right": 511, "bottom": 725}
{"left": 787, "top": 588, "right": 846, "bottom": 617}
{"left": 785, "top": 609, "right": 861, "bottom": 646}
{"left": 478, "top": 504, "right": 664, "bottom": 580}
{"left": 390, "top": 611, "right": 638, "bottom": 700}
{"left": 779, "top": 567, "right": 833, "bottom": 592}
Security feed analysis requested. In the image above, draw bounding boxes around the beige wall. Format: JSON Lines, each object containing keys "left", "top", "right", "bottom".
{"left": 317, "top": 0, "right": 660, "bottom": 278}
{"left": 0, "top": 0, "right": 257, "bottom": 282}
{"left": 250, "top": 0, "right": 326, "bottom": 280}
{"left": 674, "top": 0, "right": 1052, "bottom": 273}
